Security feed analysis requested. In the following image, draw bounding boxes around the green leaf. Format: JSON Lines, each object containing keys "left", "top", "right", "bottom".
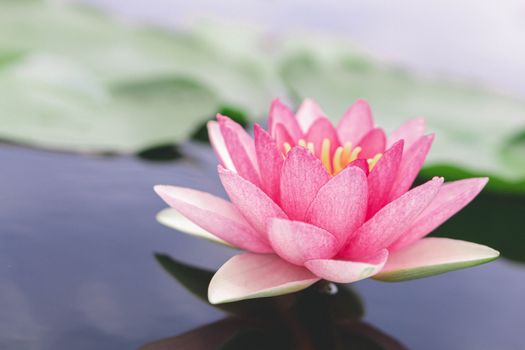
{"left": 0, "top": 53, "right": 219, "bottom": 153}
{"left": 154, "top": 253, "right": 213, "bottom": 301}
{"left": 0, "top": 1, "right": 275, "bottom": 153}
{"left": 279, "top": 42, "right": 525, "bottom": 192}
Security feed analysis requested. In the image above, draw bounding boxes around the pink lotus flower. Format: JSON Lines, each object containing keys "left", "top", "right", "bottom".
{"left": 155, "top": 98, "right": 499, "bottom": 304}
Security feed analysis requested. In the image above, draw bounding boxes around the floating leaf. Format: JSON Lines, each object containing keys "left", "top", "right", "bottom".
{"left": 0, "top": 53, "right": 219, "bottom": 153}
{"left": 0, "top": 1, "right": 276, "bottom": 153}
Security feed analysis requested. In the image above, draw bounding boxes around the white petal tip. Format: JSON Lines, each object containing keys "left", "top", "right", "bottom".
{"left": 155, "top": 208, "right": 233, "bottom": 247}
{"left": 153, "top": 184, "right": 166, "bottom": 194}
{"left": 207, "top": 254, "right": 319, "bottom": 304}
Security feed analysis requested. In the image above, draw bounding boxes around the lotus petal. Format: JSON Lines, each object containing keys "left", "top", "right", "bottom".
{"left": 337, "top": 99, "right": 374, "bottom": 144}
{"left": 305, "top": 249, "right": 388, "bottom": 283}
{"left": 207, "top": 121, "right": 236, "bottom": 172}
{"left": 280, "top": 147, "right": 330, "bottom": 220}
{"left": 208, "top": 253, "right": 319, "bottom": 304}
{"left": 305, "top": 166, "right": 368, "bottom": 244}
{"left": 268, "top": 219, "right": 338, "bottom": 265}
{"left": 296, "top": 98, "right": 325, "bottom": 132}
{"left": 342, "top": 177, "right": 443, "bottom": 259}
{"left": 156, "top": 208, "right": 232, "bottom": 247}
{"left": 374, "top": 238, "right": 499, "bottom": 282}
{"left": 391, "top": 178, "right": 489, "bottom": 250}
{"left": 388, "top": 118, "right": 425, "bottom": 149}
{"left": 366, "top": 140, "right": 404, "bottom": 218}
{"left": 254, "top": 124, "right": 284, "bottom": 203}
{"left": 389, "top": 134, "right": 434, "bottom": 201}
{"left": 219, "top": 166, "right": 288, "bottom": 238}
{"left": 268, "top": 99, "right": 303, "bottom": 141}
{"left": 154, "top": 185, "right": 271, "bottom": 253}
{"left": 218, "top": 115, "right": 260, "bottom": 186}
{"left": 357, "top": 128, "right": 387, "bottom": 159}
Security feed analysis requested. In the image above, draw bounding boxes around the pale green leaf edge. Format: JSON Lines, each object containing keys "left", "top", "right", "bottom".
{"left": 372, "top": 251, "right": 500, "bottom": 282}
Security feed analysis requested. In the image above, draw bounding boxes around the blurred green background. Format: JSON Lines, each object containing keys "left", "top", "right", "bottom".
{"left": 2, "top": 0, "right": 524, "bottom": 188}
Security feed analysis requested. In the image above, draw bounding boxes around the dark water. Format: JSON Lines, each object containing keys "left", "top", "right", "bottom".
{"left": 1, "top": 143, "right": 524, "bottom": 350}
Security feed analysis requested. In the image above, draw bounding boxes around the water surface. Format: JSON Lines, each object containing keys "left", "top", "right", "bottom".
{"left": 1, "top": 144, "right": 524, "bottom": 349}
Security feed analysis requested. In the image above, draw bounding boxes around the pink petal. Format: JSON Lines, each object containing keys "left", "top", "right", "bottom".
{"left": 374, "top": 238, "right": 499, "bottom": 282}
{"left": 274, "top": 123, "right": 295, "bottom": 154}
{"left": 388, "top": 134, "right": 434, "bottom": 201}
{"left": 268, "top": 219, "right": 339, "bottom": 265}
{"left": 254, "top": 124, "right": 284, "bottom": 203}
{"left": 390, "top": 178, "right": 489, "bottom": 250}
{"left": 154, "top": 185, "right": 271, "bottom": 253}
{"left": 304, "top": 117, "right": 340, "bottom": 159}
{"left": 217, "top": 115, "right": 260, "bottom": 186}
{"left": 305, "top": 249, "right": 388, "bottom": 283}
{"left": 366, "top": 141, "right": 404, "bottom": 219}
{"left": 219, "top": 166, "right": 288, "bottom": 239}
{"left": 357, "top": 128, "right": 387, "bottom": 159}
{"left": 156, "top": 208, "right": 232, "bottom": 247}
{"left": 337, "top": 99, "right": 375, "bottom": 144}
{"left": 268, "top": 99, "right": 303, "bottom": 142}
{"left": 207, "top": 121, "right": 236, "bottom": 171}
{"left": 388, "top": 117, "right": 426, "bottom": 149}
{"left": 305, "top": 166, "right": 368, "bottom": 244}
{"left": 208, "top": 253, "right": 319, "bottom": 304}
{"left": 296, "top": 98, "right": 325, "bottom": 132}
{"left": 280, "top": 147, "right": 330, "bottom": 220}
{"left": 348, "top": 159, "right": 370, "bottom": 176}
{"left": 341, "top": 177, "right": 443, "bottom": 260}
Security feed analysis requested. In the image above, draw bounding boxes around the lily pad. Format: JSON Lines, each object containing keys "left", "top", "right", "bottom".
{"left": 279, "top": 42, "right": 525, "bottom": 192}
{"left": 0, "top": 54, "right": 219, "bottom": 152}
{"left": 0, "top": 0, "right": 276, "bottom": 153}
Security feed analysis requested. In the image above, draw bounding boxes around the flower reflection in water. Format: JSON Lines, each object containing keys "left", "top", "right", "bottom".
{"left": 140, "top": 254, "right": 406, "bottom": 350}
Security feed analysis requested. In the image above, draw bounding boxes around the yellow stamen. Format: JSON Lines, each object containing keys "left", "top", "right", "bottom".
{"left": 281, "top": 137, "right": 382, "bottom": 176}
{"left": 283, "top": 142, "right": 292, "bottom": 154}
{"left": 332, "top": 146, "right": 344, "bottom": 174}
{"left": 321, "top": 138, "right": 332, "bottom": 174}
{"left": 367, "top": 153, "right": 382, "bottom": 171}
{"left": 350, "top": 146, "right": 362, "bottom": 162}
{"left": 341, "top": 142, "right": 352, "bottom": 164}
{"left": 306, "top": 142, "right": 315, "bottom": 154}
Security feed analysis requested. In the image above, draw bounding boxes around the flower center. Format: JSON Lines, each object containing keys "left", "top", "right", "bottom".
{"left": 283, "top": 138, "right": 382, "bottom": 175}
